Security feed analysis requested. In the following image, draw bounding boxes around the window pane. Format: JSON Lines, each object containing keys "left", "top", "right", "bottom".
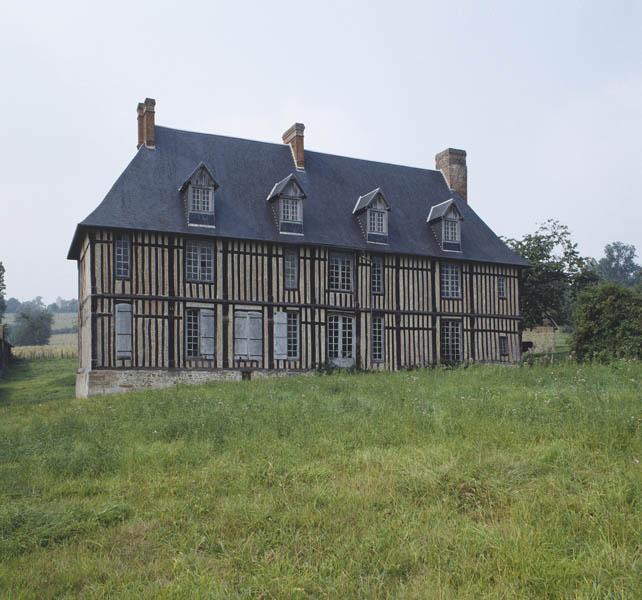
{"left": 284, "top": 251, "right": 298, "bottom": 289}
{"left": 115, "top": 235, "right": 130, "bottom": 279}
{"left": 372, "top": 316, "right": 384, "bottom": 362}
{"left": 371, "top": 257, "right": 383, "bottom": 294}
{"left": 440, "top": 319, "right": 461, "bottom": 363}
{"left": 190, "top": 187, "right": 212, "bottom": 212}
{"left": 444, "top": 219, "right": 459, "bottom": 242}
{"left": 281, "top": 198, "right": 301, "bottom": 223}
{"left": 186, "top": 242, "right": 214, "bottom": 282}
{"left": 368, "top": 209, "right": 386, "bottom": 234}
{"left": 498, "top": 276, "right": 506, "bottom": 298}
{"left": 186, "top": 309, "right": 199, "bottom": 358}
{"left": 341, "top": 316, "right": 353, "bottom": 358}
{"left": 328, "top": 315, "right": 339, "bottom": 359}
{"left": 440, "top": 263, "right": 461, "bottom": 298}
{"left": 287, "top": 312, "right": 299, "bottom": 359}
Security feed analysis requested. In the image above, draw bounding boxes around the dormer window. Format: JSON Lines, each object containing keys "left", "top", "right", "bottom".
{"left": 267, "top": 173, "right": 306, "bottom": 235}
{"left": 353, "top": 188, "right": 391, "bottom": 244}
{"left": 179, "top": 163, "right": 218, "bottom": 228}
{"left": 427, "top": 199, "right": 463, "bottom": 252}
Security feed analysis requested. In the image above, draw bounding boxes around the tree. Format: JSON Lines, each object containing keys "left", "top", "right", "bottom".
{"left": 5, "top": 298, "right": 21, "bottom": 313}
{"left": 0, "top": 262, "right": 5, "bottom": 323}
{"left": 596, "top": 242, "right": 641, "bottom": 287}
{"left": 504, "top": 220, "right": 591, "bottom": 329}
{"left": 571, "top": 283, "right": 642, "bottom": 361}
{"left": 8, "top": 298, "right": 54, "bottom": 346}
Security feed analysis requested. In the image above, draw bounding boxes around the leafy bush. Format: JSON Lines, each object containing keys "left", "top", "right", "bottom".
{"left": 7, "top": 299, "right": 53, "bottom": 346}
{"left": 571, "top": 283, "right": 642, "bottom": 361}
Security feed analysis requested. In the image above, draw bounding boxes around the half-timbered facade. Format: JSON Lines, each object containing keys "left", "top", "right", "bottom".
{"left": 68, "top": 98, "right": 527, "bottom": 397}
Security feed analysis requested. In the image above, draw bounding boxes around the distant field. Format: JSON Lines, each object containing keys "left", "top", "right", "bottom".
{"left": 0, "top": 358, "right": 640, "bottom": 598}
{"left": 3, "top": 312, "right": 77, "bottom": 331}
{"left": 4, "top": 312, "right": 77, "bottom": 356}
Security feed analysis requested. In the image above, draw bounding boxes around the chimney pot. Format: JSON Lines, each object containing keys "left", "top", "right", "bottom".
{"left": 282, "top": 123, "right": 305, "bottom": 170}
{"left": 435, "top": 148, "right": 467, "bottom": 202}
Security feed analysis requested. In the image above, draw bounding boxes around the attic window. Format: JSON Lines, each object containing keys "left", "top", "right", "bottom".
{"left": 368, "top": 209, "right": 387, "bottom": 235}
{"left": 443, "top": 217, "right": 460, "bottom": 243}
{"left": 281, "top": 197, "right": 302, "bottom": 224}
{"left": 427, "top": 200, "right": 463, "bottom": 252}
{"left": 267, "top": 174, "right": 306, "bottom": 235}
{"left": 190, "top": 187, "right": 212, "bottom": 213}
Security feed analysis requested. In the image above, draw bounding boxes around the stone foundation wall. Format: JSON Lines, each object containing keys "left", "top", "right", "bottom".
{"left": 522, "top": 326, "right": 557, "bottom": 353}
{"left": 76, "top": 367, "right": 311, "bottom": 398}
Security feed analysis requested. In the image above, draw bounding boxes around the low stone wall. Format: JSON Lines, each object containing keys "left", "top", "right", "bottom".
{"left": 76, "top": 367, "right": 311, "bottom": 398}
{"left": 522, "top": 326, "right": 557, "bottom": 354}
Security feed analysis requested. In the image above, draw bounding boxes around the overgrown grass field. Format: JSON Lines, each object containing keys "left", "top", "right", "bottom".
{"left": 0, "top": 359, "right": 640, "bottom": 598}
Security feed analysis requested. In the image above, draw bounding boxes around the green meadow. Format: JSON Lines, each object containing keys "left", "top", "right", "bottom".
{"left": 0, "top": 358, "right": 640, "bottom": 599}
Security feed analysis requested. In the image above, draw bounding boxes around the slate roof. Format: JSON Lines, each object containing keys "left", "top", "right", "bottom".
{"left": 352, "top": 188, "right": 390, "bottom": 214}
{"left": 67, "top": 125, "right": 528, "bottom": 266}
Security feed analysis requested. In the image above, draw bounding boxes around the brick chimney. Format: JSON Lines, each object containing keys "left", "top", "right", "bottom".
{"left": 435, "top": 148, "right": 467, "bottom": 202}
{"left": 282, "top": 123, "right": 305, "bottom": 170}
{"left": 137, "top": 98, "right": 156, "bottom": 149}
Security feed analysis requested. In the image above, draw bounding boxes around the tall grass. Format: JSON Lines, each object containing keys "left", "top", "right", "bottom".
{"left": 11, "top": 345, "right": 77, "bottom": 360}
{"left": 0, "top": 358, "right": 640, "bottom": 598}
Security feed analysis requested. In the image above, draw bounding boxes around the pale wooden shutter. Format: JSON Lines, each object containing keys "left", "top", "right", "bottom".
{"left": 199, "top": 309, "right": 215, "bottom": 359}
{"left": 273, "top": 311, "right": 288, "bottom": 360}
{"left": 234, "top": 312, "right": 249, "bottom": 358}
{"left": 115, "top": 303, "right": 132, "bottom": 360}
{"left": 248, "top": 312, "right": 263, "bottom": 359}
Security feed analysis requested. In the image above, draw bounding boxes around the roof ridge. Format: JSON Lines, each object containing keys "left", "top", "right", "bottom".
{"left": 155, "top": 125, "right": 441, "bottom": 175}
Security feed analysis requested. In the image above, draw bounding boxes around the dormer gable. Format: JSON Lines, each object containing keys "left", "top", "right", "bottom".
{"left": 179, "top": 162, "right": 218, "bottom": 228}
{"left": 267, "top": 173, "right": 306, "bottom": 235}
{"left": 427, "top": 198, "right": 463, "bottom": 252}
{"left": 353, "top": 188, "right": 390, "bottom": 244}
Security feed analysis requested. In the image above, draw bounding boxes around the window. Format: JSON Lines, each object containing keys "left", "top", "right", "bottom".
{"left": 115, "top": 234, "right": 130, "bottom": 279}
{"left": 498, "top": 275, "right": 507, "bottom": 299}
{"left": 329, "top": 253, "right": 353, "bottom": 292}
{"left": 281, "top": 198, "right": 302, "bottom": 223}
{"left": 185, "top": 308, "right": 215, "bottom": 359}
{"left": 440, "top": 263, "right": 461, "bottom": 299}
{"left": 372, "top": 315, "right": 384, "bottom": 362}
{"left": 440, "top": 319, "right": 461, "bottom": 363}
{"left": 368, "top": 209, "right": 387, "bottom": 234}
{"left": 371, "top": 256, "right": 384, "bottom": 295}
{"left": 443, "top": 218, "right": 460, "bottom": 242}
{"left": 234, "top": 311, "right": 263, "bottom": 360}
{"left": 190, "top": 187, "right": 212, "bottom": 212}
{"left": 499, "top": 335, "right": 509, "bottom": 357}
{"left": 287, "top": 312, "right": 299, "bottom": 359}
{"left": 186, "top": 241, "right": 214, "bottom": 282}
{"left": 284, "top": 250, "right": 298, "bottom": 289}
{"left": 115, "top": 303, "right": 132, "bottom": 360}
{"left": 327, "top": 314, "right": 355, "bottom": 366}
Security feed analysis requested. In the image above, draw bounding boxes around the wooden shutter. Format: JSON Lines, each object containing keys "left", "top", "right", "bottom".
{"left": 273, "top": 311, "right": 288, "bottom": 360}
{"left": 199, "top": 309, "right": 215, "bottom": 359}
{"left": 115, "top": 303, "right": 132, "bottom": 360}
{"left": 248, "top": 312, "right": 263, "bottom": 359}
{"left": 234, "top": 312, "right": 249, "bottom": 358}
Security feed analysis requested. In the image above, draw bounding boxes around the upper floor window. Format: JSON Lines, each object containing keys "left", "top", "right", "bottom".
{"left": 368, "top": 209, "right": 387, "bottom": 235}
{"left": 284, "top": 250, "right": 299, "bottom": 290}
{"left": 443, "top": 218, "right": 460, "bottom": 243}
{"left": 498, "top": 275, "right": 507, "bottom": 299}
{"left": 371, "top": 256, "right": 384, "bottom": 295}
{"left": 186, "top": 241, "right": 214, "bottom": 282}
{"left": 329, "top": 252, "right": 353, "bottom": 292}
{"left": 281, "top": 197, "right": 302, "bottom": 223}
{"left": 190, "top": 186, "right": 212, "bottom": 213}
{"left": 115, "top": 234, "right": 130, "bottom": 279}
{"left": 440, "top": 263, "right": 461, "bottom": 299}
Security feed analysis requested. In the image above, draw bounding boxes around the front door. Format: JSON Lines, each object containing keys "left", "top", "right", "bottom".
{"left": 327, "top": 314, "right": 355, "bottom": 368}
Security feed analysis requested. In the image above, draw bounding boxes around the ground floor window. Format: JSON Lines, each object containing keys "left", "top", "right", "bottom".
{"left": 440, "top": 319, "right": 461, "bottom": 363}
{"left": 328, "top": 314, "right": 355, "bottom": 366}
{"left": 499, "top": 335, "right": 509, "bottom": 357}
{"left": 287, "top": 312, "right": 299, "bottom": 359}
{"left": 372, "top": 314, "right": 384, "bottom": 362}
{"left": 185, "top": 307, "right": 215, "bottom": 359}
{"left": 115, "top": 303, "right": 132, "bottom": 360}
{"left": 234, "top": 311, "right": 263, "bottom": 360}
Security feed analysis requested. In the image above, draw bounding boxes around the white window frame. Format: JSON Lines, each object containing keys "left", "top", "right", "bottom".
{"left": 280, "top": 197, "right": 302, "bottom": 224}
{"left": 372, "top": 314, "right": 385, "bottom": 363}
{"left": 185, "top": 308, "right": 215, "bottom": 360}
{"left": 329, "top": 253, "right": 353, "bottom": 292}
{"left": 443, "top": 218, "right": 460, "bottom": 243}
{"left": 190, "top": 186, "right": 213, "bottom": 213}
{"left": 186, "top": 241, "right": 214, "bottom": 282}
{"left": 440, "top": 319, "right": 462, "bottom": 363}
{"left": 287, "top": 311, "right": 299, "bottom": 359}
{"left": 327, "top": 314, "right": 355, "bottom": 367}
{"left": 284, "top": 250, "right": 299, "bottom": 290}
{"left": 114, "top": 234, "right": 130, "bottom": 279}
{"left": 440, "top": 263, "right": 462, "bottom": 299}
{"left": 367, "top": 208, "right": 387, "bottom": 235}
{"left": 498, "top": 275, "right": 507, "bottom": 299}
{"left": 371, "top": 256, "right": 384, "bottom": 295}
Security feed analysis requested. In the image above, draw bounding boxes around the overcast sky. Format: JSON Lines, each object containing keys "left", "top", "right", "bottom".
{"left": 1, "top": 0, "right": 640, "bottom": 303}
